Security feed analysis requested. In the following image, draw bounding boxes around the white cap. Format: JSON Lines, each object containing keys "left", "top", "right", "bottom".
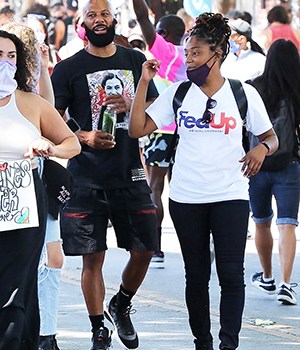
{"left": 230, "top": 18, "right": 252, "bottom": 38}
{"left": 128, "top": 33, "right": 145, "bottom": 43}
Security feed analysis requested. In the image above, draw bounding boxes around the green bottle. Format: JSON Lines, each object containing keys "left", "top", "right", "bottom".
{"left": 102, "top": 107, "right": 117, "bottom": 136}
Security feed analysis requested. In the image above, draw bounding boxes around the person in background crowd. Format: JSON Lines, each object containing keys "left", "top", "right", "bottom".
{"left": 280, "top": 0, "right": 293, "bottom": 23}
{"left": 48, "top": 3, "right": 67, "bottom": 52}
{"left": 25, "top": 13, "right": 56, "bottom": 72}
{"left": 176, "top": 7, "right": 195, "bottom": 43}
{"left": 51, "top": 0, "right": 159, "bottom": 349}
{"left": 250, "top": 39, "right": 300, "bottom": 306}
{"left": 0, "top": 0, "right": 9, "bottom": 10}
{"left": 0, "top": 29, "right": 80, "bottom": 350}
{"left": 24, "top": 2, "right": 51, "bottom": 21}
{"left": 64, "top": 0, "right": 78, "bottom": 42}
{"left": 57, "top": 12, "right": 87, "bottom": 60}
{"left": 128, "top": 33, "right": 146, "bottom": 53}
{"left": 262, "top": 5, "right": 300, "bottom": 51}
{"left": 0, "top": 5, "right": 14, "bottom": 25}
{"left": 221, "top": 18, "right": 266, "bottom": 82}
{"left": 129, "top": 12, "right": 278, "bottom": 350}
{"left": 225, "top": 9, "right": 243, "bottom": 22}
{"left": 241, "top": 11, "right": 252, "bottom": 25}
{"left": 133, "top": 0, "right": 186, "bottom": 268}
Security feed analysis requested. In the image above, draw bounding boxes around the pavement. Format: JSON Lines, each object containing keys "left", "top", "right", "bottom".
{"left": 55, "top": 192, "right": 300, "bottom": 350}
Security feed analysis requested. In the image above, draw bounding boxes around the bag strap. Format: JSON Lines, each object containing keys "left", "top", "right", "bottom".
{"left": 165, "top": 81, "right": 192, "bottom": 162}
{"left": 228, "top": 78, "right": 247, "bottom": 122}
{"left": 228, "top": 79, "right": 249, "bottom": 152}
{"left": 172, "top": 80, "right": 192, "bottom": 118}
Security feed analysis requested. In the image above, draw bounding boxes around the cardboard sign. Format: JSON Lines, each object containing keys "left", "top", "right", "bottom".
{"left": 0, "top": 159, "right": 39, "bottom": 232}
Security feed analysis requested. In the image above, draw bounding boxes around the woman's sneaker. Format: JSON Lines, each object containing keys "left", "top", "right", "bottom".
{"left": 277, "top": 283, "right": 297, "bottom": 305}
{"left": 250, "top": 272, "right": 276, "bottom": 294}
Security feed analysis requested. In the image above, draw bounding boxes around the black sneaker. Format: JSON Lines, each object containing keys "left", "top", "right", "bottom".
{"left": 194, "top": 339, "right": 214, "bottom": 350}
{"left": 150, "top": 251, "right": 165, "bottom": 269}
{"left": 250, "top": 272, "right": 276, "bottom": 294}
{"left": 107, "top": 295, "right": 138, "bottom": 349}
{"left": 39, "top": 336, "right": 51, "bottom": 350}
{"left": 49, "top": 335, "right": 60, "bottom": 350}
{"left": 90, "top": 327, "right": 112, "bottom": 350}
{"left": 277, "top": 283, "right": 297, "bottom": 305}
{"left": 196, "top": 346, "right": 214, "bottom": 350}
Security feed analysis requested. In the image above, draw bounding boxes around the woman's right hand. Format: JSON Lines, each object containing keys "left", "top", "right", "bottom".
{"left": 141, "top": 59, "right": 160, "bottom": 81}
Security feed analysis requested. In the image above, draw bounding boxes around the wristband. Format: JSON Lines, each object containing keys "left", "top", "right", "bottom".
{"left": 260, "top": 141, "right": 270, "bottom": 153}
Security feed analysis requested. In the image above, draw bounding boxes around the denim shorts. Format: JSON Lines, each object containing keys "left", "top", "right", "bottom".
{"left": 249, "top": 160, "right": 300, "bottom": 225}
{"left": 60, "top": 185, "right": 158, "bottom": 255}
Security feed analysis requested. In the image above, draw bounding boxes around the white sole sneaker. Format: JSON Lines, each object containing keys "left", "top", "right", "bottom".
{"left": 250, "top": 272, "right": 276, "bottom": 295}
{"left": 277, "top": 284, "right": 297, "bottom": 305}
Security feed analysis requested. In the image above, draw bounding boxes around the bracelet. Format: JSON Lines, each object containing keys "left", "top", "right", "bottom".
{"left": 260, "top": 141, "right": 270, "bottom": 153}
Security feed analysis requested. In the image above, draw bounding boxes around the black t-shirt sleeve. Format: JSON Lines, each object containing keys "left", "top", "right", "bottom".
{"left": 51, "top": 60, "right": 72, "bottom": 112}
{"left": 130, "top": 49, "right": 158, "bottom": 100}
{"left": 147, "top": 79, "right": 159, "bottom": 101}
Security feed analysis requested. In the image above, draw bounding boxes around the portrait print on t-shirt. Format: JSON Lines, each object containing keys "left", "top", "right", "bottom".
{"left": 86, "top": 69, "right": 134, "bottom": 131}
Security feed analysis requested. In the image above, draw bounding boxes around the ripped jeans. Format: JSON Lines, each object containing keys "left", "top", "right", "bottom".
{"left": 38, "top": 214, "right": 62, "bottom": 336}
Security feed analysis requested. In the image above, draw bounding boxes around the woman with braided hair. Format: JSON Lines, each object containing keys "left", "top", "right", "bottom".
{"left": 129, "top": 12, "right": 278, "bottom": 350}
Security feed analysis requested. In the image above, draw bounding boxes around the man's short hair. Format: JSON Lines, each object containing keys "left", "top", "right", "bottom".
{"left": 81, "top": 0, "right": 115, "bottom": 16}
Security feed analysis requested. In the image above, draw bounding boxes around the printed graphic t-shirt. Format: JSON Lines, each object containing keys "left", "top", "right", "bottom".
{"left": 51, "top": 46, "right": 158, "bottom": 189}
{"left": 146, "top": 79, "right": 272, "bottom": 203}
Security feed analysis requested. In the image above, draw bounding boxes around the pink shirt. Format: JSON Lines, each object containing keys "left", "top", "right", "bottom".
{"left": 269, "top": 24, "right": 299, "bottom": 49}
{"left": 150, "top": 34, "right": 187, "bottom": 132}
{"left": 150, "top": 34, "right": 186, "bottom": 83}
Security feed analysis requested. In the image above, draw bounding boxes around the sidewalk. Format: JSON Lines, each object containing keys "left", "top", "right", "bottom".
{"left": 56, "top": 199, "right": 300, "bottom": 350}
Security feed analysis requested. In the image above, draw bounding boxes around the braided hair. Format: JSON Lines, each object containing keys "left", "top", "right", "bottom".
{"left": 189, "top": 13, "right": 231, "bottom": 62}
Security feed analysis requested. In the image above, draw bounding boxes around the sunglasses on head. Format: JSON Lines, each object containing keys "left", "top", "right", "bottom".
{"left": 201, "top": 98, "right": 217, "bottom": 124}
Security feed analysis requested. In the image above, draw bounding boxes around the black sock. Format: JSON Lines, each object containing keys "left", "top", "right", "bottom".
{"left": 89, "top": 315, "right": 104, "bottom": 330}
{"left": 116, "top": 284, "right": 135, "bottom": 308}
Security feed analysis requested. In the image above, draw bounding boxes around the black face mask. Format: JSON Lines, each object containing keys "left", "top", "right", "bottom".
{"left": 84, "top": 25, "right": 115, "bottom": 47}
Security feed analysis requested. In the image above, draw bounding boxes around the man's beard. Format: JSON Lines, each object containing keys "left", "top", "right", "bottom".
{"left": 84, "top": 24, "right": 116, "bottom": 47}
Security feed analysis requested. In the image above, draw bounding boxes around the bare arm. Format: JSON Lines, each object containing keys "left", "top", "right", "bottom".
{"left": 54, "top": 20, "right": 66, "bottom": 51}
{"left": 129, "top": 59, "right": 160, "bottom": 138}
{"left": 261, "top": 27, "right": 272, "bottom": 52}
{"left": 239, "top": 128, "right": 278, "bottom": 178}
{"left": 36, "top": 99, "right": 81, "bottom": 159}
{"left": 37, "top": 44, "right": 55, "bottom": 105}
{"left": 257, "top": 129, "right": 279, "bottom": 154}
{"left": 132, "top": 0, "right": 156, "bottom": 48}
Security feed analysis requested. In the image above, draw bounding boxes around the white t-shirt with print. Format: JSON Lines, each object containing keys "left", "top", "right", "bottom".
{"left": 146, "top": 79, "right": 272, "bottom": 204}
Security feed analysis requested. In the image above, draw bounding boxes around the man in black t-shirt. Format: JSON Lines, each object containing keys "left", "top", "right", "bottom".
{"left": 51, "top": 1, "right": 158, "bottom": 349}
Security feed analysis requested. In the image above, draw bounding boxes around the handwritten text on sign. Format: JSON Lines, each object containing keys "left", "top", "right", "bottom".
{"left": 0, "top": 159, "right": 39, "bottom": 232}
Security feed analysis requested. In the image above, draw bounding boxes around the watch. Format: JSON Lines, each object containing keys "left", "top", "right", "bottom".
{"left": 260, "top": 141, "right": 270, "bottom": 153}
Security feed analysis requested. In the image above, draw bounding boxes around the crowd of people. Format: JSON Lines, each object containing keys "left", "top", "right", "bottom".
{"left": 0, "top": 0, "right": 299, "bottom": 350}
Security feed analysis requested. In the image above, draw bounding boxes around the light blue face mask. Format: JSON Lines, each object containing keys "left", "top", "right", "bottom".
{"left": 229, "top": 39, "right": 241, "bottom": 54}
{"left": 0, "top": 60, "right": 17, "bottom": 99}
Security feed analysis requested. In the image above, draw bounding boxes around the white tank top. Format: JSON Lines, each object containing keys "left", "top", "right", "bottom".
{"left": 0, "top": 92, "right": 40, "bottom": 162}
